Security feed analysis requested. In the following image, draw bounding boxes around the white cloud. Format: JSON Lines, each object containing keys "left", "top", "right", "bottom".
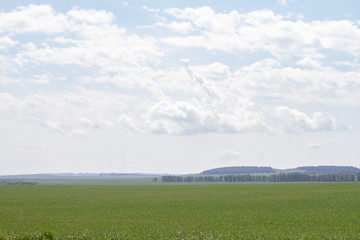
{"left": 166, "top": 6, "right": 242, "bottom": 34}
{"left": 17, "top": 28, "right": 161, "bottom": 70}
{"left": 0, "top": 4, "right": 162, "bottom": 74}
{"left": 0, "top": 88, "right": 283, "bottom": 136}
{"left": 278, "top": 0, "right": 287, "bottom": 6}
{"left": 233, "top": 58, "right": 360, "bottom": 106}
{"left": 0, "top": 93, "right": 20, "bottom": 112}
{"left": 270, "top": 106, "right": 345, "bottom": 133}
{"left": 142, "top": 6, "right": 160, "bottom": 13}
{"left": 0, "top": 4, "right": 355, "bottom": 137}
{"left": 296, "top": 57, "right": 324, "bottom": 69}
{"left": 0, "top": 36, "right": 17, "bottom": 49}
{"left": 0, "top": 53, "right": 352, "bottom": 136}
{"left": 278, "top": 0, "right": 294, "bottom": 6}
{"left": 149, "top": 99, "right": 216, "bottom": 135}
{"left": 0, "top": 91, "right": 142, "bottom": 135}
{"left": 0, "top": 68, "right": 350, "bottom": 136}
{"left": 0, "top": 5, "right": 113, "bottom": 34}
{"left": 217, "top": 149, "right": 240, "bottom": 162}
{"left": 117, "top": 114, "right": 140, "bottom": 134}
{"left": 156, "top": 21, "right": 193, "bottom": 34}
{"left": 0, "top": 4, "right": 68, "bottom": 34}
{"left": 162, "top": 7, "right": 360, "bottom": 57}
{"left": 31, "top": 74, "right": 51, "bottom": 84}
{"left": 67, "top": 8, "right": 114, "bottom": 25}
{"left": 333, "top": 60, "right": 360, "bottom": 68}
{"left": 191, "top": 62, "right": 231, "bottom": 81}
{"left": 0, "top": 75, "right": 20, "bottom": 84}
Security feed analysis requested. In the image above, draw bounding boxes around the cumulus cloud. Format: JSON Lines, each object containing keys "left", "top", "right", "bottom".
{"left": 0, "top": 4, "right": 68, "bottom": 34}
{"left": 31, "top": 74, "right": 51, "bottom": 84}
{"left": 0, "top": 4, "right": 162, "bottom": 73}
{"left": 67, "top": 8, "right": 114, "bottom": 25}
{"left": 149, "top": 99, "right": 216, "bottom": 135}
{"left": 0, "top": 4, "right": 114, "bottom": 34}
{"left": 269, "top": 106, "right": 346, "bottom": 133}
{"left": 191, "top": 62, "right": 231, "bottom": 81}
{"left": 0, "top": 36, "right": 17, "bottom": 49}
{"left": 17, "top": 28, "right": 160, "bottom": 70}
{"left": 162, "top": 7, "right": 360, "bottom": 57}
{"left": 165, "top": 6, "right": 242, "bottom": 34}
{"left": 0, "top": 90, "right": 144, "bottom": 135}
{"left": 296, "top": 57, "right": 324, "bottom": 69}
{"left": 156, "top": 21, "right": 193, "bottom": 34}
{"left": 233, "top": 58, "right": 360, "bottom": 106}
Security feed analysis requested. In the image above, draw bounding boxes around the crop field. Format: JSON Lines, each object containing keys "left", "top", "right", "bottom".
{"left": 0, "top": 183, "right": 359, "bottom": 239}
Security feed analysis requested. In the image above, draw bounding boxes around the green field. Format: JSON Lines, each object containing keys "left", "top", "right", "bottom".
{"left": 0, "top": 183, "right": 359, "bottom": 239}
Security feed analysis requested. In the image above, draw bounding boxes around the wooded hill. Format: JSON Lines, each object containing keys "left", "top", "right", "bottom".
{"left": 201, "top": 165, "right": 360, "bottom": 175}
{"left": 202, "top": 166, "right": 275, "bottom": 175}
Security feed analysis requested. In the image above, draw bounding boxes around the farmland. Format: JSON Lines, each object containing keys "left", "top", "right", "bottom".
{"left": 0, "top": 183, "right": 359, "bottom": 239}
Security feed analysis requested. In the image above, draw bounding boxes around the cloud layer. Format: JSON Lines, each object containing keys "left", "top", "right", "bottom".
{"left": 0, "top": 5, "right": 358, "bottom": 136}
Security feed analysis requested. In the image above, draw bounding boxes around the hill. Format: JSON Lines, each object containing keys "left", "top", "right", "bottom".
{"left": 202, "top": 166, "right": 275, "bottom": 175}
{"left": 201, "top": 165, "right": 360, "bottom": 175}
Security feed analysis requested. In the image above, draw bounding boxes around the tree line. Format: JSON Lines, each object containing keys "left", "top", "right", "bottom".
{"left": 0, "top": 180, "right": 38, "bottom": 185}
{"left": 160, "top": 172, "right": 360, "bottom": 183}
{"left": 295, "top": 166, "right": 360, "bottom": 173}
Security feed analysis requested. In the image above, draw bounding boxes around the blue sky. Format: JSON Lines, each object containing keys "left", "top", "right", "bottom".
{"left": 0, "top": 0, "right": 359, "bottom": 174}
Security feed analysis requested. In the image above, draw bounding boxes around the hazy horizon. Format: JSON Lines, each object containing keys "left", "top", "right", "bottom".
{"left": 2, "top": 164, "right": 360, "bottom": 177}
{"left": 1, "top": 0, "right": 359, "bottom": 175}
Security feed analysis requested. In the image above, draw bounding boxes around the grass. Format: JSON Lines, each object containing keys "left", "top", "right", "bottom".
{"left": 0, "top": 183, "right": 359, "bottom": 239}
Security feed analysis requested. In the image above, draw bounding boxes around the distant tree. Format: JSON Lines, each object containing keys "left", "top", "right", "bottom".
{"left": 296, "top": 166, "right": 360, "bottom": 173}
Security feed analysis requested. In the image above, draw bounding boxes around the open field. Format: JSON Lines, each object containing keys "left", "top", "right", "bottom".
{"left": 0, "top": 183, "right": 359, "bottom": 239}
{"left": 0, "top": 174, "right": 157, "bottom": 185}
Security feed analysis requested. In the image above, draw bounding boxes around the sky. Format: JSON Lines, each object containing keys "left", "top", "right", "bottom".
{"left": 0, "top": 0, "right": 359, "bottom": 175}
